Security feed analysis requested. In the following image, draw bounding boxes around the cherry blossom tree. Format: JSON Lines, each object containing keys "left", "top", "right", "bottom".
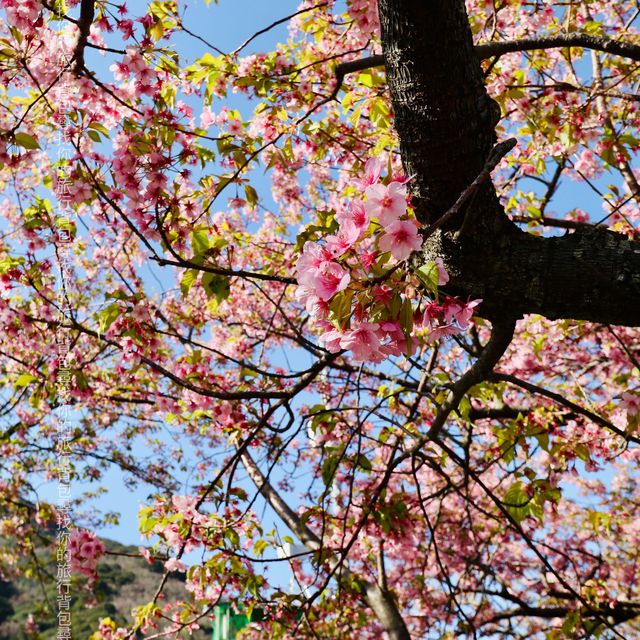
{"left": 0, "top": 0, "right": 639, "bottom": 638}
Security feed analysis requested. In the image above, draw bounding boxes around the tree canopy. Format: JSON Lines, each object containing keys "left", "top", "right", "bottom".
{"left": 0, "top": 0, "right": 639, "bottom": 638}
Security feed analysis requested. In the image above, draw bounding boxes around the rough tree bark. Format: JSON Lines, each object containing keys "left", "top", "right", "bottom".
{"left": 377, "top": 0, "right": 640, "bottom": 326}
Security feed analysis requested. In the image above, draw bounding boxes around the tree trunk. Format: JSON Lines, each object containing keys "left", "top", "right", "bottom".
{"left": 378, "top": 0, "right": 640, "bottom": 327}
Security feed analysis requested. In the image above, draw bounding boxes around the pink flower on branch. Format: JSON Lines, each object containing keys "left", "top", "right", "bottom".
{"left": 621, "top": 392, "right": 640, "bottom": 416}
{"left": 312, "top": 261, "right": 351, "bottom": 301}
{"left": 443, "top": 299, "right": 482, "bottom": 330}
{"left": 378, "top": 219, "right": 422, "bottom": 261}
{"left": 326, "top": 220, "right": 362, "bottom": 257}
{"left": 340, "top": 322, "right": 383, "bottom": 362}
{"left": 297, "top": 242, "right": 351, "bottom": 301}
{"left": 164, "top": 557, "right": 187, "bottom": 573}
{"left": 365, "top": 181, "right": 407, "bottom": 225}
{"left": 335, "top": 199, "right": 369, "bottom": 231}
{"left": 361, "top": 157, "right": 384, "bottom": 187}
{"left": 68, "top": 528, "right": 106, "bottom": 580}
{"left": 434, "top": 257, "right": 450, "bottom": 285}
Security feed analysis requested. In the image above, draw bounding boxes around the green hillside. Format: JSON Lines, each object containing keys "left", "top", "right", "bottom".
{"left": 0, "top": 539, "right": 212, "bottom": 639}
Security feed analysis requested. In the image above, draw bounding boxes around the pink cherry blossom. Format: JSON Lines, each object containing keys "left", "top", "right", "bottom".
{"left": 428, "top": 323, "right": 461, "bottom": 343}
{"left": 307, "top": 262, "right": 350, "bottom": 301}
{"left": 434, "top": 257, "right": 450, "bottom": 285}
{"left": 227, "top": 118, "right": 243, "bottom": 136}
{"left": 319, "top": 327, "right": 344, "bottom": 353}
{"left": 378, "top": 321, "right": 414, "bottom": 357}
{"left": 326, "top": 220, "right": 362, "bottom": 257}
{"left": 364, "top": 181, "right": 407, "bottom": 225}
{"left": 336, "top": 199, "right": 369, "bottom": 231}
{"left": 573, "top": 148, "right": 601, "bottom": 179}
{"left": 378, "top": 219, "right": 422, "bottom": 261}
{"left": 296, "top": 287, "right": 329, "bottom": 317}
{"left": 164, "top": 557, "right": 187, "bottom": 572}
{"left": 621, "top": 391, "right": 640, "bottom": 416}
{"left": 360, "top": 250, "right": 378, "bottom": 270}
{"left": 296, "top": 242, "right": 351, "bottom": 301}
{"left": 361, "top": 157, "right": 384, "bottom": 187}
{"left": 444, "top": 299, "right": 482, "bottom": 330}
{"left": 340, "top": 322, "right": 383, "bottom": 361}
{"left": 200, "top": 106, "right": 216, "bottom": 129}
{"left": 296, "top": 242, "right": 332, "bottom": 288}
{"left": 139, "top": 546, "right": 154, "bottom": 564}
{"left": 68, "top": 528, "right": 106, "bottom": 579}
{"left": 349, "top": 199, "right": 370, "bottom": 229}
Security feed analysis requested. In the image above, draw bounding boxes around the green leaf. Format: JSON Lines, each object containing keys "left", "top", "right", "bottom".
{"left": 14, "top": 132, "right": 40, "bottom": 150}
{"left": 329, "top": 289, "right": 353, "bottom": 329}
{"left": 253, "top": 539, "right": 268, "bottom": 557}
{"left": 98, "top": 303, "right": 120, "bottom": 334}
{"left": 191, "top": 229, "right": 210, "bottom": 256}
{"left": 15, "top": 373, "right": 38, "bottom": 388}
{"left": 202, "top": 273, "right": 230, "bottom": 303}
{"left": 88, "top": 121, "right": 109, "bottom": 135}
{"left": 244, "top": 184, "right": 259, "bottom": 207}
{"left": 209, "top": 235, "right": 228, "bottom": 251}
{"left": 321, "top": 453, "right": 341, "bottom": 487}
{"left": 138, "top": 506, "right": 158, "bottom": 534}
{"left": 355, "top": 453, "right": 372, "bottom": 472}
{"left": 75, "top": 370, "right": 89, "bottom": 391}
{"left": 503, "top": 481, "right": 530, "bottom": 524}
{"left": 357, "top": 71, "right": 373, "bottom": 87}
{"left": 225, "top": 528, "right": 240, "bottom": 548}
{"left": 416, "top": 261, "right": 440, "bottom": 294}
{"left": 399, "top": 298, "right": 413, "bottom": 334}
{"left": 534, "top": 431, "right": 550, "bottom": 452}
{"left": 180, "top": 269, "right": 198, "bottom": 296}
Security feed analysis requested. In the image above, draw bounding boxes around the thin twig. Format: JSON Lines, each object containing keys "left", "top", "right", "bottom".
{"left": 422, "top": 137, "right": 517, "bottom": 239}
{"left": 230, "top": 2, "right": 329, "bottom": 57}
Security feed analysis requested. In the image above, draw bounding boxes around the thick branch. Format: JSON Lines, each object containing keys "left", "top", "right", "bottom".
{"left": 329, "top": 55, "right": 385, "bottom": 102}
{"left": 336, "top": 31, "right": 640, "bottom": 86}
{"left": 482, "top": 601, "right": 640, "bottom": 627}
{"left": 73, "top": 0, "right": 95, "bottom": 74}
{"left": 378, "top": 0, "right": 498, "bottom": 224}
{"left": 428, "top": 319, "right": 515, "bottom": 440}
{"left": 422, "top": 137, "right": 516, "bottom": 237}
{"left": 475, "top": 34, "right": 640, "bottom": 63}
{"left": 427, "top": 221, "right": 640, "bottom": 326}
{"left": 335, "top": 55, "right": 384, "bottom": 82}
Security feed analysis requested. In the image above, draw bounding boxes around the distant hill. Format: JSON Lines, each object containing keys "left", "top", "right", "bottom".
{"left": 0, "top": 538, "right": 212, "bottom": 639}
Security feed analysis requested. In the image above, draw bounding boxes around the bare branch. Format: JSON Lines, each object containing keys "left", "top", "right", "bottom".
{"left": 329, "top": 54, "right": 384, "bottom": 101}
{"left": 493, "top": 372, "right": 640, "bottom": 445}
{"left": 230, "top": 2, "right": 329, "bottom": 56}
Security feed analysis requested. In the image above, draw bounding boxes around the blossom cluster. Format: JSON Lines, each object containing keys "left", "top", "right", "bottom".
{"left": 68, "top": 528, "right": 106, "bottom": 579}
{"left": 89, "top": 618, "right": 129, "bottom": 640}
{"left": 296, "top": 158, "right": 482, "bottom": 361}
